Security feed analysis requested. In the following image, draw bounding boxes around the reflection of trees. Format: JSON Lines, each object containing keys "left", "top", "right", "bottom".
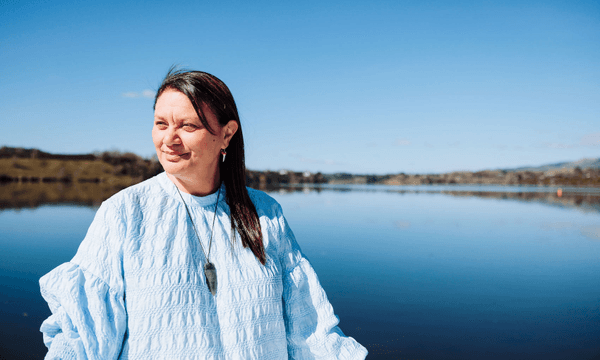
{"left": 2, "top": 178, "right": 599, "bottom": 214}
{"left": 246, "top": 170, "right": 326, "bottom": 189}
{"left": 260, "top": 185, "right": 600, "bottom": 214}
{"left": 439, "top": 190, "right": 600, "bottom": 213}
{"left": 0, "top": 182, "right": 126, "bottom": 210}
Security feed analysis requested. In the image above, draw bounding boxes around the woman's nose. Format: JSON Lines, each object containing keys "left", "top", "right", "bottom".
{"left": 163, "top": 127, "right": 181, "bottom": 146}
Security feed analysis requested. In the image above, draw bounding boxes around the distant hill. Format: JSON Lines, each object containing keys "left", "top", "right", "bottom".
{"left": 0, "top": 146, "right": 163, "bottom": 185}
{"left": 326, "top": 158, "right": 600, "bottom": 187}
{"left": 505, "top": 158, "right": 600, "bottom": 172}
{"left": 1, "top": 146, "right": 598, "bottom": 188}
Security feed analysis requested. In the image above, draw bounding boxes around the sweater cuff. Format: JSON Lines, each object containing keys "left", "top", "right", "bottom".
{"left": 45, "top": 333, "right": 78, "bottom": 360}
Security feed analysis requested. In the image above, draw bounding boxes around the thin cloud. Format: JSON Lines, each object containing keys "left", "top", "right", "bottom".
{"left": 122, "top": 89, "right": 155, "bottom": 99}
{"left": 544, "top": 142, "right": 575, "bottom": 149}
{"left": 540, "top": 132, "right": 600, "bottom": 149}
{"left": 394, "top": 220, "right": 411, "bottom": 229}
{"left": 290, "top": 153, "right": 345, "bottom": 166}
{"left": 580, "top": 132, "right": 600, "bottom": 146}
{"left": 394, "top": 139, "right": 411, "bottom": 146}
{"left": 142, "top": 89, "right": 155, "bottom": 98}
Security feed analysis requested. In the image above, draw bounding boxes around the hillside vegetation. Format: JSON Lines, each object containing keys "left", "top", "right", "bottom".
{"left": 0, "top": 147, "right": 162, "bottom": 186}
{"left": 1, "top": 146, "right": 599, "bottom": 188}
{"left": 327, "top": 168, "right": 600, "bottom": 187}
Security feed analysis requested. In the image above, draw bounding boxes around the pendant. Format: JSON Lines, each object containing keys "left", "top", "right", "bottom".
{"left": 204, "top": 262, "right": 217, "bottom": 296}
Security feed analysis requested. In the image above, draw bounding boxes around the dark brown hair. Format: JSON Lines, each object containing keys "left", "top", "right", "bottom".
{"left": 154, "top": 68, "right": 266, "bottom": 265}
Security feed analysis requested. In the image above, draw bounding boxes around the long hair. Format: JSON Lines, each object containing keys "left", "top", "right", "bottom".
{"left": 154, "top": 67, "right": 266, "bottom": 265}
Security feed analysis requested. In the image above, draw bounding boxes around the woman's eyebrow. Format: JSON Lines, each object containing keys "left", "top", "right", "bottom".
{"left": 177, "top": 116, "right": 203, "bottom": 124}
{"left": 154, "top": 115, "right": 199, "bottom": 123}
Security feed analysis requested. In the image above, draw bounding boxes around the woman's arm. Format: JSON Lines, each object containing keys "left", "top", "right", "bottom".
{"left": 39, "top": 201, "right": 127, "bottom": 360}
{"left": 276, "top": 205, "right": 368, "bottom": 360}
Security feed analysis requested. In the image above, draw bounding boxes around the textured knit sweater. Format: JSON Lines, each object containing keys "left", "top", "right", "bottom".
{"left": 39, "top": 172, "right": 368, "bottom": 360}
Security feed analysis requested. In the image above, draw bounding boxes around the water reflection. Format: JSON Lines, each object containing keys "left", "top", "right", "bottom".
{"left": 2, "top": 181, "right": 599, "bottom": 213}
{"left": 0, "top": 182, "right": 126, "bottom": 210}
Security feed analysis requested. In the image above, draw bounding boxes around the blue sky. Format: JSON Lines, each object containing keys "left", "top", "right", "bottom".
{"left": 1, "top": 0, "right": 598, "bottom": 174}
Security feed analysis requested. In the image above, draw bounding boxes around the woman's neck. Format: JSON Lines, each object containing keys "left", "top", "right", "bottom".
{"left": 166, "top": 170, "right": 221, "bottom": 197}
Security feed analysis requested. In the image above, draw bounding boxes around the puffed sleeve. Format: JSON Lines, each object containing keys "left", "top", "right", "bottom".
{"left": 277, "top": 205, "right": 368, "bottom": 360}
{"left": 39, "top": 201, "right": 127, "bottom": 360}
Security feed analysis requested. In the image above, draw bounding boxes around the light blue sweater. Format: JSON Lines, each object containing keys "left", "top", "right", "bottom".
{"left": 39, "top": 172, "right": 367, "bottom": 359}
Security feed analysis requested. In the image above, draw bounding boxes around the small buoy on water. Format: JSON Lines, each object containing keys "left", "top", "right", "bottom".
{"left": 557, "top": 188, "right": 563, "bottom": 197}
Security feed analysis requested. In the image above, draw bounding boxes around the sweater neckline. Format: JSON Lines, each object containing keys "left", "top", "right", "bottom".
{"left": 157, "top": 172, "right": 225, "bottom": 207}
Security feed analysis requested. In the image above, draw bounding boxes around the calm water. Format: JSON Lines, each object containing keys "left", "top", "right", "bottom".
{"left": 1, "top": 187, "right": 599, "bottom": 359}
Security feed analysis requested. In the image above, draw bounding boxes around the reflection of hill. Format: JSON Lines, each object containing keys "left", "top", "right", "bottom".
{"left": 2, "top": 181, "right": 599, "bottom": 213}
{"left": 0, "top": 182, "right": 127, "bottom": 209}
{"left": 261, "top": 185, "right": 600, "bottom": 214}
{"left": 440, "top": 190, "right": 600, "bottom": 213}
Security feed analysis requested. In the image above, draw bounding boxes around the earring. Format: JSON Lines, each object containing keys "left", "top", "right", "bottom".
{"left": 220, "top": 148, "right": 227, "bottom": 162}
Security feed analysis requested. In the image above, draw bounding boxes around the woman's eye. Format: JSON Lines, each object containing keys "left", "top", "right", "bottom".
{"left": 183, "top": 123, "right": 197, "bottom": 130}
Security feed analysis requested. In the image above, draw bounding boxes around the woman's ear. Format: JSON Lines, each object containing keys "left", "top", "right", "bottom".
{"left": 222, "top": 120, "right": 239, "bottom": 148}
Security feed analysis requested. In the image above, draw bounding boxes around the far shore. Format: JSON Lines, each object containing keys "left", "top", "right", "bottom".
{"left": 1, "top": 146, "right": 599, "bottom": 189}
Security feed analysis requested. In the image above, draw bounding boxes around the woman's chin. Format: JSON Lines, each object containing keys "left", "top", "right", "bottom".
{"left": 160, "top": 158, "right": 220, "bottom": 185}
{"left": 161, "top": 164, "right": 189, "bottom": 178}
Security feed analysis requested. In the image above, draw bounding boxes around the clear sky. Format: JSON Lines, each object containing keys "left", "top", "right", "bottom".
{"left": 1, "top": 0, "right": 599, "bottom": 174}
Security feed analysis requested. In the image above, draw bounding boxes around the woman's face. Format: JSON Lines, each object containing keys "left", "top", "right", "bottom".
{"left": 152, "top": 89, "right": 236, "bottom": 184}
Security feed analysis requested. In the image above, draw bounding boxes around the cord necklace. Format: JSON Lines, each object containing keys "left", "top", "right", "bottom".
{"left": 175, "top": 183, "right": 221, "bottom": 296}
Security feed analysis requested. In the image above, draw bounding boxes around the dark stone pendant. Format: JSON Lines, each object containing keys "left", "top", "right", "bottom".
{"left": 204, "top": 262, "right": 217, "bottom": 296}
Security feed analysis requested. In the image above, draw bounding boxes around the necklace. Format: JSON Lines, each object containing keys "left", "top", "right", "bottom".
{"left": 175, "top": 184, "right": 222, "bottom": 296}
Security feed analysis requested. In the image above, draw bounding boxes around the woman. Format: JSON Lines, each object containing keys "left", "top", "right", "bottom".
{"left": 40, "top": 69, "right": 368, "bottom": 359}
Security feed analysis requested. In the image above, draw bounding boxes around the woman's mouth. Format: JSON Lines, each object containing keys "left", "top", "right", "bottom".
{"left": 163, "top": 150, "right": 190, "bottom": 159}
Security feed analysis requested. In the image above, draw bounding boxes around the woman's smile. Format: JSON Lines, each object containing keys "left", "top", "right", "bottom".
{"left": 162, "top": 150, "right": 190, "bottom": 160}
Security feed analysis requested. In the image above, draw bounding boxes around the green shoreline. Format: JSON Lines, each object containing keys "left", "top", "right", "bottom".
{"left": 1, "top": 146, "right": 599, "bottom": 212}
{"left": 1, "top": 146, "right": 599, "bottom": 188}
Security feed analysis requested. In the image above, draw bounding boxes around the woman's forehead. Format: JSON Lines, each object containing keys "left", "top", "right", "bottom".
{"left": 155, "top": 91, "right": 198, "bottom": 116}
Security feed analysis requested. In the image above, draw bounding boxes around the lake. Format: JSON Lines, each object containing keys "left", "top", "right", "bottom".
{"left": 1, "top": 184, "right": 599, "bottom": 359}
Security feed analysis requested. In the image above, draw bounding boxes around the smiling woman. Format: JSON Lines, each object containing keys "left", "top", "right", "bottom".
{"left": 38, "top": 68, "right": 367, "bottom": 359}
{"left": 152, "top": 90, "right": 238, "bottom": 196}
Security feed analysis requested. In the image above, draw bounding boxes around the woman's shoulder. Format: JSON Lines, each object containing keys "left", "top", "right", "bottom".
{"left": 246, "top": 187, "right": 283, "bottom": 218}
{"left": 102, "top": 172, "right": 174, "bottom": 212}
